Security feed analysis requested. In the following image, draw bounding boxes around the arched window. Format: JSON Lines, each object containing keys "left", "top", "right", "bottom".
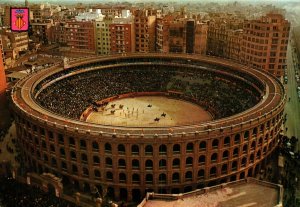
{"left": 234, "top": 134, "right": 240, "bottom": 144}
{"left": 212, "top": 139, "right": 219, "bottom": 149}
{"left": 72, "top": 164, "right": 78, "bottom": 174}
{"left": 145, "top": 174, "right": 153, "bottom": 184}
{"left": 210, "top": 167, "right": 217, "bottom": 177}
{"left": 69, "top": 137, "right": 75, "bottom": 146}
{"left": 172, "top": 173, "right": 180, "bottom": 183}
{"left": 92, "top": 141, "right": 99, "bottom": 151}
{"left": 233, "top": 148, "right": 239, "bottom": 157}
{"left": 94, "top": 169, "right": 101, "bottom": 178}
{"left": 119, "top": 173, "right": 126, "bottom": 183}
{"left": 250, "top": 153, "right": 254, "bottom": 163}
{"left": 132, "top": 174, "right": 140, "bottom": 184}
{"left": 83, "top": 167, "right": 89, "bottom": 176}
{"left": 93, "top": 156, "right": 100, "bottom": 165}
{"left": 198, "top": 155, "right": 206, "bottom": 165}
{"left": 199, "top": 141, "right": 206, "bottom": 151}
{"left": 132, "top": 159, "right": 139, "bottom": 169}
{"left": 51, "top": 158, "right": 57, "bottom": 167}
{"left": 81, "top": 153, "right": 88, "bottom": 163}
{"left": 131, "top": 145, "right": 139, "bottom": 155}
{"left": 232, "top": 161, "right": 238, "bottom": 171}
{"left": 105, "top": 143, "right": 112, "bottom": 153}
{"left": 118, "top": 159, "right": 126, "bottom": 169}
{"left": 265, "top": 134, "right": 269, "bottom": 142}
{"left": 256, "top": 150, "right": 261, "bottom": 159}
{"left": 172, "top": 158, "right": 180, "bottom": 168}
{"left": 145, "top": 145, "right": 153, "bottom": 155}
{"left": 251, "top": 141, "right": 256, "bottom": 150}
{"left": 145, "top": 160, "right": 153, "bottom": 169}
{"left": 211, "top": 153, "right": 218, "bottom": 162}
{"left": 241, "top": 157, "right": 247, "bottom": 167}
{"left": 222, "top": 150, "right": 229, "bottom": 160}
{"left": 198, "top": 169, "right": 205, "bottom": 179}
{"left": 244, "top": 130, "right": 249, "bottom": 140}
{"left": 106, "top": 157, "right": 112, "bottom": 168}
{"left": 253, "top": 127, "right": 257, "bottom": 136}
{"left": 185, "top": 171, "right": 192, "bottom": 181}
{"left": 224, "top": 136, "right": 230, "bottom": 146}
{"left": 186, "top": 143, "right": 193, "bottom": 153}
{"left": 243, "top": 144, "right": 248, "bottom": 154}
{"left": 186, "top": 157, "right": 193, "bottom": 167}
{"left": 260, "top": 124, "right": 264, "bottom": 133}
{"left": 70, "top": 151, "right": 76, "bottom": 160}
{"left": 159, "top": 159, "right": 167, "bottom": 169}
{"left": 80, "top": 140, "right": 86, "bottom": 149}
{"left": 106, "top": 172, "right": 113, "bottom": 181}
{"left": 221, "top": 164, "right": 228, "bottom": 174}
{"left": 118, "top": 144, "right": 125, "bottom": 154}
{"left": 263, "top": 146, "right": 267, "bottom": 155}
{"left": 259, "top": 137, "right": 263, "bottom": 146}
{"left": 173, "top": 144, "right": 180, "bottom": 154}
{"left": 60, "top": 148, "right": 65, "bottom": 157}
{"left": 159, "top": 144, "right": 167, "bottom": 155}
{"left": 159, "top": 173, "right": 167, "bottom": 184}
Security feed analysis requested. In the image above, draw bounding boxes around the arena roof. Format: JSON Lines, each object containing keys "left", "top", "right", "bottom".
{"left": 138, "top": 178, "right": 283, "bottom": 207}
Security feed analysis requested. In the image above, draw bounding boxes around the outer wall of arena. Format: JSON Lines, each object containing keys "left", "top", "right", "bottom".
{"left": 12, "top": 54, "right": 285, "bottom": 202}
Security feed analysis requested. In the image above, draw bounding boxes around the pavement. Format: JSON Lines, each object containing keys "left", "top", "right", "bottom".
{"left": 284, "top": 40, "right": 300, "bottom": 149}
{"left": 284, "top": 37, "right": 300, "bottom": 202}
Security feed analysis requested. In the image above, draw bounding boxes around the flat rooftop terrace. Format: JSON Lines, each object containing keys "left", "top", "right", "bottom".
{"left": 139, "top": 178, "right": 283, "bottom": 207}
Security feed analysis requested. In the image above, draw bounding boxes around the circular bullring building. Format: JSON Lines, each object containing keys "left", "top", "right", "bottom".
{"left": 11, "top": 54, "right": 285, "bottom": 202}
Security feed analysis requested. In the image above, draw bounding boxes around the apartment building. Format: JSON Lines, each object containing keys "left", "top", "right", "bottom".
{"left": 134, "top": 9, "right": 156, "bottom": 53}
{"left": 95, "top": 16, "right": 112, "bottom": 55}
{"left": 0, "top": 46, "right": 6, "bottom": 95}
{"left": 240, "top": 12, "right": 290, "bottom": 77}
{"left": 110, "top": 17, "right": 135, "bottom": 54}
{"left": 66, "top": 20, "right": 96, "bottom": 54}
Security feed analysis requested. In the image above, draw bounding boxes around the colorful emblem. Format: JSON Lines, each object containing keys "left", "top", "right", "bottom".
{"left": 11, "top": 8, "right": 29, "bottom": 32}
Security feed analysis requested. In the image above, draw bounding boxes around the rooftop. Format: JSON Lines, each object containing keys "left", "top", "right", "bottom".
{"left": 139, "top": 178, "right": 283, "bottom": 207}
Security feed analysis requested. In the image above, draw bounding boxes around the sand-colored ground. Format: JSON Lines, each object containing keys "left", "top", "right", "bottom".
{"left": 86, "top": 96, "right": 212, "bottom": 127}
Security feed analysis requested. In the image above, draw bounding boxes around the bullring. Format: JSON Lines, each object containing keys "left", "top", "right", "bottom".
{"left": 11, "top": 53, "right": 285, "bottom": 202}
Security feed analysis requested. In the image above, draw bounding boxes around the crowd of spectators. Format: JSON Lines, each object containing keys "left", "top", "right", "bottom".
{"left": 0, "top": 177, "right": 75, "bottom": 207}
{"left": 36, "top": 64, "right": 260, "bottom": 120}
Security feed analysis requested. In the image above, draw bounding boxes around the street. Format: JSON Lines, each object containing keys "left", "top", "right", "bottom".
{"left": 284, "top": 41, "right": 300, "bottom": 150}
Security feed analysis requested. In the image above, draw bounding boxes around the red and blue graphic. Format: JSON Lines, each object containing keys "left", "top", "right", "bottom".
{"left": 11, "top": 8, "right": 29, "bottom": 32}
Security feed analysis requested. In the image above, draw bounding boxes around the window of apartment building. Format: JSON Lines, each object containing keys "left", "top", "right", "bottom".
{"left": 273, "top": 33, "right": 279, "bottom": 37}
{"left": 270, "top": 52, "right": 276, "bottom": 57}
{"left": 265, "top": 40, "right": 268, "bottom": 44}
{"left": 269, "top": 64, "right": 275, "bottom": 69}
{"left": 270, "top": 58, "right": 276, "bottom": 63}
{"left": 272, "top": 39, "right": 278, "bottom": 44}
{"left": 272, "top": 19, "right": 277, "bottom": 23}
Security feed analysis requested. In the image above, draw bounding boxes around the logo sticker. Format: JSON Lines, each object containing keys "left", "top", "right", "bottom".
{"left": 11, "top": 8, "right": 29, "bottom": 32}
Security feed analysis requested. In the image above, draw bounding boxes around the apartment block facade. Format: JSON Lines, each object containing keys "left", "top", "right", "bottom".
{"left": 66, "top": 20, "right": 96, "bottom": 54}
{"left": 240, "top": 12, "right": 290, "bottom": 77}
{"left": 110, "top": 18, "right": 135, "bottom": 54}
{"left": 134, "top": 9, "right": 156, "bottom": 53}
{"left": 96, "top": 17, "right": 112, "bottom": 55}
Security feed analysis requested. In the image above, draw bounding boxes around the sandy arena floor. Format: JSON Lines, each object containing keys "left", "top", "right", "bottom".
{"left": 86, "top": 96, "right": 212, "bottom": 127}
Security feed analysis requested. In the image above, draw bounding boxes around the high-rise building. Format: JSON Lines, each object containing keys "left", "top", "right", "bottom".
{"left": 66, "top": 20, "right": 96, "bottom": 54}
{"left": 134, "top": 9, "right": 156, "bottom": 53}
{"left": 240, "top": 12, "right": 290, "bottom": 77}
{"left": 96, "top": 16, "right": 112, "bottom": 55}
{"left": 156, "top": 15, "right": 207, "bottom": 54}
{"left": 3, "top": 6, "right": 10, "bottom": 27}
{"left": 110, "top": 17, "right": 135, "bottom": 54}
{"left": 0, "top": 45, "right": 6, "bottom": 96}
